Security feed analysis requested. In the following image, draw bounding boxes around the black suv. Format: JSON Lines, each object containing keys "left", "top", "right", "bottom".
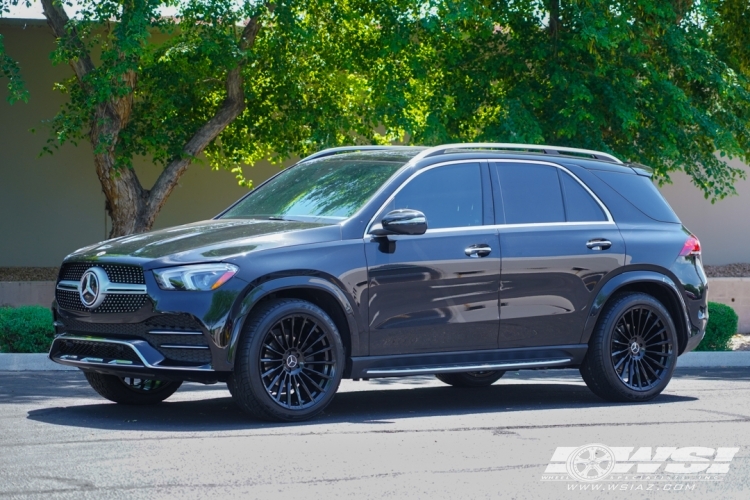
{"left": 50, "top": 144, "right": 708, "bottom": 421}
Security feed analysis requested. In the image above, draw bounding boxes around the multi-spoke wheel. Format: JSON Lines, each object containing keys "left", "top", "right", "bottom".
{"left": 580, "top": 292, "right": 678, "bottom": 402}
{"left": 436, "top": 370, "right": 505, "bottom": 388}
{"left": 83, "top": 371, "right": 182, "bottom": 405}
{"left": 229, "top": 299, "right": 344, "bottom": 421}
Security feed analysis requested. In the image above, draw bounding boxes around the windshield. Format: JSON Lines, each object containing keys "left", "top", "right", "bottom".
{"left": 220, "top": 158, "right": 404, "bottom": 222}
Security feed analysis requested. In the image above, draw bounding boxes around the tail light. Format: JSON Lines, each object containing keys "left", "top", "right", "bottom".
{"left": 679, "top": 235, "right": 701, "bottom": 257}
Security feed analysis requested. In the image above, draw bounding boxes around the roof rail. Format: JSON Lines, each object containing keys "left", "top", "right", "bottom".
{"left": 301, "top": 146, "right": 426, "bottom": 163}
{"left": 412, "top": 143, "right": 623, "bottom": 164}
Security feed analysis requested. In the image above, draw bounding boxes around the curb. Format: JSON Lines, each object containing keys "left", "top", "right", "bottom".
{"left": 2, "top": 351, "right": 750, "bottom": 372}
{"left": 0, "top": 353, "right": 76, "bottom": 371}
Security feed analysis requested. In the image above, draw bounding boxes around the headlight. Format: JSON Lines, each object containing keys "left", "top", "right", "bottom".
{"left": 153, "top": 263, "right": 239, "bottom": 291}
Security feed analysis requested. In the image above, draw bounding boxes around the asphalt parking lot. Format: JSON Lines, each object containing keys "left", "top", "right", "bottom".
{"left": 1, "top": 368, "right": 749, "bottom": 499}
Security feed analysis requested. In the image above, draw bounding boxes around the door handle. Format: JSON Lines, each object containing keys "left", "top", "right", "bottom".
{"left": 465, "top": 245, "right": 492, "bottom": 258}
{"left": 586, "top": 239, "right": 612, "bottom": 251}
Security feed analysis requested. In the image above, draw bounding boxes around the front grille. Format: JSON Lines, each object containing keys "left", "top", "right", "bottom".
{"left": 56, "top": 289, "right": 148, "bottom": 314}
{"left": 60, "top": 263, "right": 145, "bottom": 284}
{"left": 55, "top": 339, "right": 142, "bottom": 364}
{"left": 60, "top": 315, "right": 211, "bottom": 364}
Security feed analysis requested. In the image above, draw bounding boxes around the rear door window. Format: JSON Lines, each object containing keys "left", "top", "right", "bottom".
{"left": 560, "top": 172, "right": 607, "bottom": 222}
{"left": 493, "top": 163, "right": 565, "bottom": 224}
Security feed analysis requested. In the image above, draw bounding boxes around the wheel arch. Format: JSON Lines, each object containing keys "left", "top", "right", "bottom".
{"left": 581, "top": 270, "right": 690, "bottom": 354}
{"left": 226, "top": 275, "right": 362, "bottom": 375}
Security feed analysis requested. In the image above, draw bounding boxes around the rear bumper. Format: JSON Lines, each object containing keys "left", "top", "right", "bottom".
{"left": 49, "top": 334, "right": 228, "bottom": 383}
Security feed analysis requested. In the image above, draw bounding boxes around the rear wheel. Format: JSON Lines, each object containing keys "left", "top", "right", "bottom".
{"left": 83, "top": 371, "right": 182, "bottom": 405}
{"left": 580, "top": 292, "right": 678, "bottom": 402}
{"left": 229, "top": 299, "right": 344, "bottom": 422}
{"left": 436, "top": 370, "right": 505, "bottom": 388}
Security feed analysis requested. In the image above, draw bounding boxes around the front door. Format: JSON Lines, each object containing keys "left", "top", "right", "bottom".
{"left": 490, "top": 161, "right": 625, "bottom": 348}
{"left": 366, "top": 162, "right": 501, "bottom": 356}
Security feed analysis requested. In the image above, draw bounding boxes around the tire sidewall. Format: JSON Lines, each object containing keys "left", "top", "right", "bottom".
{"left": 237, "top": 300, "right": 345, "bottom": 421}
{"left": 598, "top": 294, "right": 678, "bottom": 400}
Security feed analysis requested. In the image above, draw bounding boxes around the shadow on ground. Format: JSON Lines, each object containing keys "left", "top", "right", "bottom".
{"left": 16, "top": 370, "right": 700, "bottom": 432}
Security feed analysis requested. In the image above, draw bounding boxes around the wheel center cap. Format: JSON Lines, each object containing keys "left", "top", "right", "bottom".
{"left": 630, "top": 342, "right": 640, "bottom": 355}
{"left": 285, "top": 354, "right": 298, "bottom": 369}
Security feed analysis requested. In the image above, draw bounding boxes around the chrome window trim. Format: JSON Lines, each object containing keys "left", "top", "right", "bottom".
{"left": 364, "top": 159, "right": 614, "bottom": 237}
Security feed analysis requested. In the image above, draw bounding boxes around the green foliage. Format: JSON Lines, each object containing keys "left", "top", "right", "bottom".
{"left": 363, "top": 0, "right": 750, "bottom": 201}
{"left": 0, "top": 32, "right": 28, "bottom": 103}
{"left": 0, "top": 306, "right": 55, "bottom": 353}
{"left": 695, "top": 301, "right": 738, "bottom": 351}
{"left": 1, "top": 0, "right": 749, "bottom": 199}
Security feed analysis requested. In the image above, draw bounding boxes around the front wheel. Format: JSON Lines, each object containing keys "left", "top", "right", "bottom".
{"left": 436, "top": 370, "right": 505, "bottom": 388}
{"left": 229, "top": 299, "right": 344, "bottom": 422}
{"left": 83, "top": 372, "right": 182, "bottom": 405}
{"left": 580, "top": 292, "right": 678, "bottom": 402}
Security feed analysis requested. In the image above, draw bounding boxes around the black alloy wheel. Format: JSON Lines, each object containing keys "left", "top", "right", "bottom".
{"left": 259, "top": 314, "right": 337, "bottom": 410}
{"left": 580, "top": 292, "right": 677, "bottom": 402}
{"left": 610, "top": 306, "right": 673, "bottom": 391}
{"left": 229, "top": 299, "right": 344, "bottom": 421}
{"left": 436, "top": 370, "right": 505, "bottom": 388}
{"left": 84, "top": 371, "right": 182, "bottom": 404}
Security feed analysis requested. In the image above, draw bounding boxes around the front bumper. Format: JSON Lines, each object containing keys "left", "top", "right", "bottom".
{"left": 49, "top": 334, "right": 227, "bottom": 383}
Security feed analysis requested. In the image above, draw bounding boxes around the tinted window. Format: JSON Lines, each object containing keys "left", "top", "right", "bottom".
{"left": 495, "top": 163, "right": 564, "bottom": 224}
{"left": 221, "top": 159, "right": 403, "bottom": 221}
{"left": 593, "top": 170, "right": 680, "bottom": 223}
{"left": 560, "top": 172, "right": 607, "bottom": 222}
{"left": 387, "top": 163, "right": 483, "bottom": 229}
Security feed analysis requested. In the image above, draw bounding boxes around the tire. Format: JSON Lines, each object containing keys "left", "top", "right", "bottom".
{"left": 228, "top": 298, "right": 345, "bottom": 422}
{"left": 580, "top": 292, "right": 678, "bottom": 402}
{"left": 436, "top": 370, "right": 505, "bottom": 388}
{"left": 83, "top": 371, "right": 182, "bottom": 405}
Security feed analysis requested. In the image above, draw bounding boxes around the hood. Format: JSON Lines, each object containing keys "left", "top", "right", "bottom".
{"left": 65, "top": 219, "right": 341, "bottom": 268}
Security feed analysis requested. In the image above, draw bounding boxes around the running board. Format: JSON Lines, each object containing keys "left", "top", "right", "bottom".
{"left": 349, "top": 345, "right": 586, "bottom": 378}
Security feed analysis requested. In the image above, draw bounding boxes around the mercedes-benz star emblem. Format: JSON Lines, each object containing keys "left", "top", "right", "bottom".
{"left": 630, "top": 342, "right": 640, "bottom": 354}
{"left": 286, "top": 355, "right": 298, "bottom": 369}
{"left": 79, "top": 267, "right": 109, "bottom": 309}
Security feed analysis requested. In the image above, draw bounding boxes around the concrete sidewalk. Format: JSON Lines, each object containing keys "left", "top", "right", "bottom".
{"left": 2, "top": 351, "right": 750, "bottom": 371}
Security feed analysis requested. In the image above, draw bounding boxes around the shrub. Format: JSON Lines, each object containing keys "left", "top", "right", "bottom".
{"left": 0, "top": 306, "right": 55, "bottom": 353}
{"left": 695, "top": 302, "right": 738, "bottom": 351}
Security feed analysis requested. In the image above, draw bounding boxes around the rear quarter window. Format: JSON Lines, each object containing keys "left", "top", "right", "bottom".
{"left": 592, "top": 170, "right": 680, "bottom": 223}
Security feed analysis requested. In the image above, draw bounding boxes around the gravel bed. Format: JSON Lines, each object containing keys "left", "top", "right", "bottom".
{"left": 704, "top": 263, "right": 750, "bottom": 278}
{"left": 0, "top": 267, "right": 59, "bottom": 282}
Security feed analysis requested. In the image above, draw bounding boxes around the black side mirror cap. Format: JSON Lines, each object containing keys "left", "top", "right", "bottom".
{"left": 371, "top": 209, "right": 428, "bottom": 236}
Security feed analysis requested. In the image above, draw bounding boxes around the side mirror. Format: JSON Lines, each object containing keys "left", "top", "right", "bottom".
{"left": 371, "top": 209, "right": 428, "bottom": 236}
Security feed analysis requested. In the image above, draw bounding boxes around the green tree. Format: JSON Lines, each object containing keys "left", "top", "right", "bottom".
{"left": 0, "top": 0, "right": 404, "bottom": 236}
{"left": 365, "top": 0, "right": 750, "bottom": 200}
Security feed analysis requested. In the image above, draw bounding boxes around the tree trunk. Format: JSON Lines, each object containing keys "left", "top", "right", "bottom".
{"left": 41, "top": 0, "right": 270, "bottom": 238}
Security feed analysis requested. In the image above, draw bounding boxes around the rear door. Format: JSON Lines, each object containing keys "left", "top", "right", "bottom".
{"left": 491, "top": 160, "right": 625, "bottom": 348}
{"left": 365, "top": 161, "right": 501, "bottom": 355}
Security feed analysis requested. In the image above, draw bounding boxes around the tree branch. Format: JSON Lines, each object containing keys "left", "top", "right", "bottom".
{"left": 145, "top": 7, "right": 271, "bottom": 224}
{"left": 40, "top": 0, "right": 95, "bottom": 84}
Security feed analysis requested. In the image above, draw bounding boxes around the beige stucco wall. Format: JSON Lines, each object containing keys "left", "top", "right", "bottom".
{"left": 1, "top": 19, "right": 749, "bottom": 267}
{"left": 659, "top": 166, "right": 750, "bottom": 266}
{"left": 0, "top": 21, "right": 284, "bottom": 266}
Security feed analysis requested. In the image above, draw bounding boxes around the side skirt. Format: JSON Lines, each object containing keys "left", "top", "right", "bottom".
{"left": 349, "top": 344, "right": 587, "bottom": 378}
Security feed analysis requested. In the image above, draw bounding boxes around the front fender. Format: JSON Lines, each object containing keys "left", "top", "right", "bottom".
{"left": 222, "top": 275, "right": 362, "bottom": 371}
{"left": 580, "top": 270, "right": 691, "bottom": 353}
